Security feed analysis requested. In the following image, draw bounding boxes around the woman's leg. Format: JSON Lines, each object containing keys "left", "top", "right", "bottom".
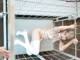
{"left": 31, "top": 29, "right": 41, "bottom": 55}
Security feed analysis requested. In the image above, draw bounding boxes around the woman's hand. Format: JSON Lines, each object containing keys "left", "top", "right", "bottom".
{"left": 72, "top": 38, "right": 78, "bottom": 45}
{"left": 70, "top": 23, "right": 77, "bottom": 29}
{"left": 0, "top": 47, "right": 9, "bottom": 58}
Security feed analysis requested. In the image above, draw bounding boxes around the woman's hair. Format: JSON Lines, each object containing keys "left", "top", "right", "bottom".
{"left": 66, "top": 29, "right": 75, "bottom": 40}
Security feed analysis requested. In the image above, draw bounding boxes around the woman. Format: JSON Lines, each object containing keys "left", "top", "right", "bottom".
{"left": 0, "top": 47, "right": 9, "bottom": 58}
{"left": 15, "top": 23, "right": 78, "bottom": 55}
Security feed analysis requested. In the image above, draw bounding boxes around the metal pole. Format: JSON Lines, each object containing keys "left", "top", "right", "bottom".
{"left": 8, "top": 0, "right": 15, "bottom": 60}
{"left": 3, "top": 0, "right": 6, "bottom": 50}
{"left": 74, "top": 20, "right": 77, "bottom": 57}
{"left": 3, "top": 0, "right": 7, "bottom": 60}
{"left": 62, "top": 20, "right": 64, "bottom": 26}
{"left": 53, "top": 18, "right": 74, "bottom": 22}
{"left": 74, "top": 0, "right": 78, "bottom": 57}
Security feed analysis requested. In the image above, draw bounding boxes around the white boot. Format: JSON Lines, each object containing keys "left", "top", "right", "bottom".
{"left": 14, "top": 39, "right": 26, "bottom": 47}
{"left": 16, "top": 30, "right": 30, "bottom": 44}
{"left": 15, "top": 30, "right": 32, "bottom": 55}
{"left": 15, "top": 31, "right": 40, "bottom": 55}
{"left": 14, "top": 39, "right": 32, "bottom": 55}
{"left": 15, "top": 39, "right": 40, "bottom": 55}
{"left": 31, "top": 40, "right": 40, "bottom": 55}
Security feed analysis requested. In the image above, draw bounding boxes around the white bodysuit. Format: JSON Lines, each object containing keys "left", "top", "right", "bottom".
{"left": 41, "top": 27, "right": 60, "bottom": 42}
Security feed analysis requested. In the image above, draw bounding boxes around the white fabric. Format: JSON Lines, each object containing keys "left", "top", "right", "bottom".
{"left": 31, "top": 40, "right": 40, "bottom": 54}
{"left": 42, "top": 27, "right": 60, "bottom": 43}
{"left": 15, "top": 30, "right": 40, "bottom": 55}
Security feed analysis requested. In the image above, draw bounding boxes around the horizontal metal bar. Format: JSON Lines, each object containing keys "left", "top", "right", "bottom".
{"left": 53, "top": 18, "right": 75, "bottom": 22}
{"left": 37, "top": 55, "right": 45, "bottom": 60}
{"left": 54, "top": 50, "right": 80, "bottom": 60}
{"left": 15, "top": 15, "right": 58, "bottom": 19}
{"left": 53, "top": 14, "right": 80, "bottom": 22}
{"left": 68, "top": 47, "right": 80, "bottom": 51}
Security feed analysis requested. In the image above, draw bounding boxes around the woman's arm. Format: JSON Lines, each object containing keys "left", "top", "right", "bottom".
{"left": 59, "top": 38, "right": 78, "bottom": 51}
{"left": 59, "top": 40, "right": 73, "bottom": 51}
{"left": 58, "top": 23, "right": 77, "bottom": 32}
